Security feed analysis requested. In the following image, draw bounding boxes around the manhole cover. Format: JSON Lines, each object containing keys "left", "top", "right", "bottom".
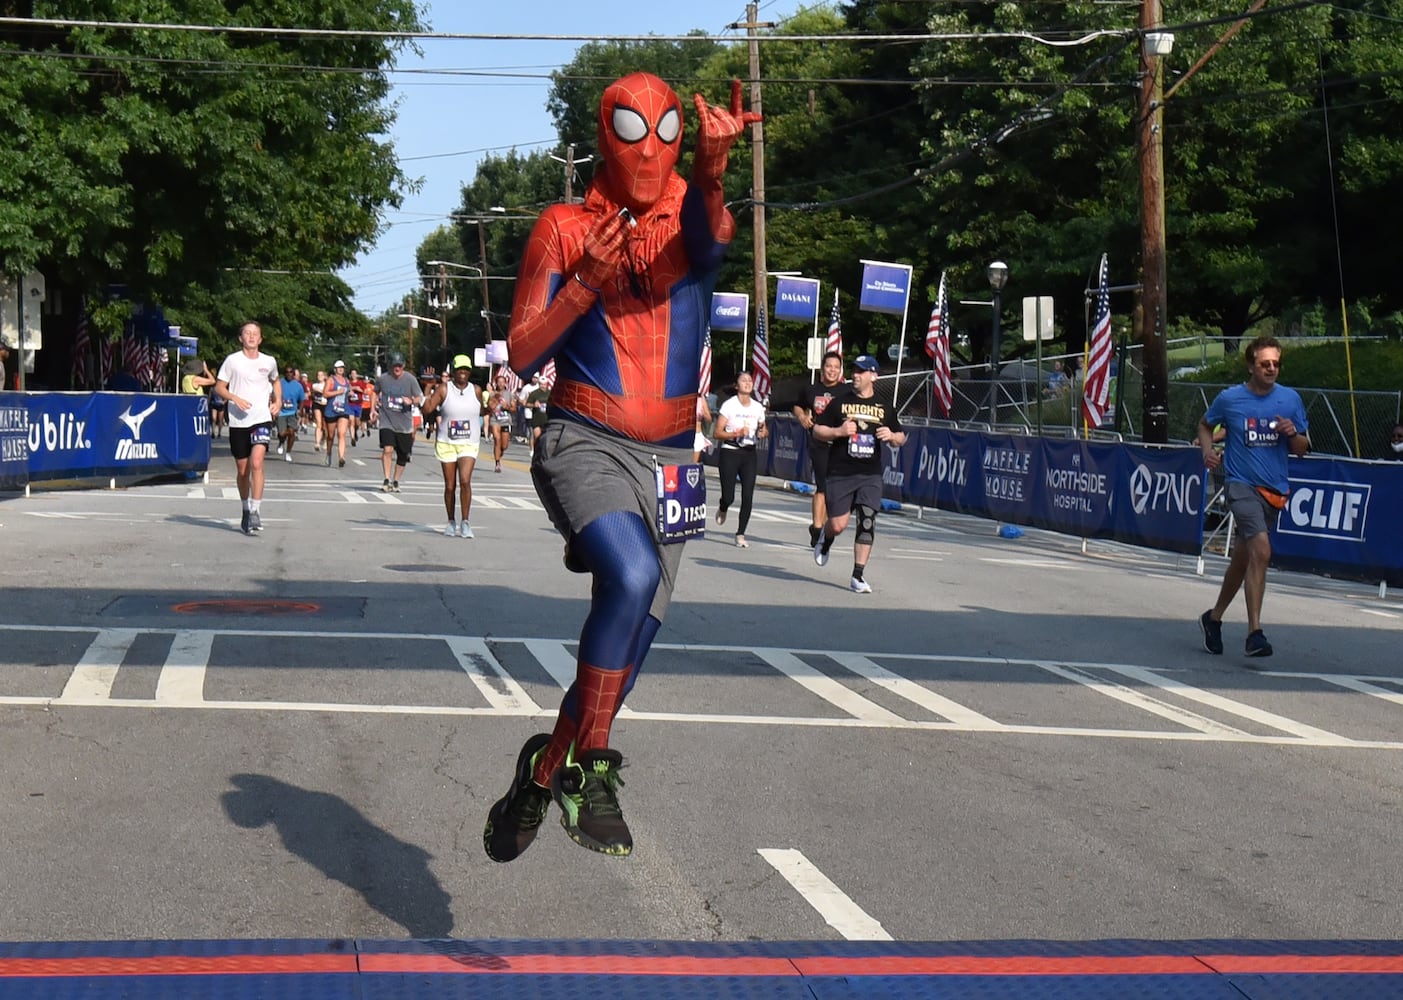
{"left": 383, "top": 564, "right": 464, "bottom": 573}
{"left": 171, "top": 599, "right": 322, "bottom": 616}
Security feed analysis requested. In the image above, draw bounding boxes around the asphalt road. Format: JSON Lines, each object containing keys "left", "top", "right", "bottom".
{"left": 2, "top": 432, "right": 1401, "bottom": 945}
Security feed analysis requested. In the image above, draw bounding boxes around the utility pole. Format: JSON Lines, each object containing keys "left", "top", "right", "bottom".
{"left": 550, "top": 143, "right": 592, "bottom": 204}
{"left": 1139, "top": 0, "right": 1170, "bottom": 443}
{"left": 437, "top": 263, "right": 450, "bottom": 368}
{"left": 736, "top": 2, "right": 774, "bottom": 368}
{"left": 477, "top": 221, "right": 494, "bottom": 343}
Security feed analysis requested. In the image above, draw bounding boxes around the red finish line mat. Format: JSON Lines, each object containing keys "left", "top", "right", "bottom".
{"left": 0, "top": 939, "right": 1400, "bottom": 999}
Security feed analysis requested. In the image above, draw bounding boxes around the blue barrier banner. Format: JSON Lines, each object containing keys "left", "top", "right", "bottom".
{"left": 767, "top": 416, "right": 808, "bottom": 483}
{"left": 858, "top": 260, "right": 911, "bottom": 317}
{"left": 1105, "top": 444, "right": 1207, "bottom": 554}
{"left": 1273, "top": 457, "right": 1403, "bottom": 586}
{"left": 773, "top": 276, "right": 820, "bottom": 324}
{"left": 0, "top": 399, "right": 27, "bottom": 490}
{"left": 23, "top": 392, "right": 210, "bottom": 482}
{"left": 1037, "top": 437, "right": 1118, "bottom": 537}
{"left": 710, "top": 292, "right": 749, "bottom": 332}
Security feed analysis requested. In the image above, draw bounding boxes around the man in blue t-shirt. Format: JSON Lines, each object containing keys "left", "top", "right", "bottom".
{"left": 277, "top": 365, "right": 307, "bottom": 462}
{"left": 1196, "top": 335, "right": 1309, "bottom": 658}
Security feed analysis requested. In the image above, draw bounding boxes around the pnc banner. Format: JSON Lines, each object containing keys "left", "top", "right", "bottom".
{"left": 858, "top": 260, "right": 912, "bottom": 317}
{"left": 710, "top": 292, "right": 749, "bottom": 332}
{"left": 20, "top": 391, "right": 210, "bottom": 483}
{"left": 773, "top": 276, "right": 820, "bottom": 324}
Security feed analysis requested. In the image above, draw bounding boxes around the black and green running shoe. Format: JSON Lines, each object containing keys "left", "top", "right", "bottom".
{"left": 552, "top": 746, "right": 632, "bottom": 857}
{"left": 483, "top": 733, "right": 552, "bottom": 863}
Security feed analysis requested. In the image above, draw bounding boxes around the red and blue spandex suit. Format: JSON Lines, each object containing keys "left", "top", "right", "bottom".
{"left": 507, "top": 72, "right": 756, "bottom": 780}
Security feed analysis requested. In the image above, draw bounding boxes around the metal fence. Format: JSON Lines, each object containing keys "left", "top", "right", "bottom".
{"left": 877, "top": 347, "right": 1400, "bottom": 457}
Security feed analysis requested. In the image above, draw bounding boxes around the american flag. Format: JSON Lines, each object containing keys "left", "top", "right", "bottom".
{"left": 825, "top": 291, "right": 842, "bottom": 358}
{"left": 927, "top": 271, "right": 953, "bottom": 417}
{"left": 71, "top": 310, "right": 92, "bottom": 388}
{"left": 122, "top": 330, "right": 146, "bottom": 385}
{"left": 1082, "top": 253, "right": 1113, "bottom": 428}
{"left": 497, "top": 363, "right": 523, "bottom": 394}
{"left": 698, "top": 327, "right": 712, "bottom": 397}
{"left": 99, "top": 334, "right": 116, "bottom": 386}
{"left": 751, "top": 305, "right": 771, "bottom": 404}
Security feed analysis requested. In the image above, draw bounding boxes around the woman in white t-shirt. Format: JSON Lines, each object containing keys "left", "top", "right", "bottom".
{"left": 714, "top": 371, "right": 767, "bottom": 548}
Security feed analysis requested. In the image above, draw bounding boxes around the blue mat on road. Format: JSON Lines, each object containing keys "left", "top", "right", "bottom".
{"left": 1, "top": 938, "right": 1400, "bottom": 999}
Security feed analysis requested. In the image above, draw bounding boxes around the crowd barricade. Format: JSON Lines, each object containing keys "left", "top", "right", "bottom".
{"left": 760, "top": 414, "right": 1403, "bottom": 586}
{"left": 0, "top": 392, "right": 211, "bottom": 490}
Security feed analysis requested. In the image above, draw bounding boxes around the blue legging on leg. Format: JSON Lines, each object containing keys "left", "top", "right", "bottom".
{"left": 557, "top": 511, "right": 664, "bottom": 722}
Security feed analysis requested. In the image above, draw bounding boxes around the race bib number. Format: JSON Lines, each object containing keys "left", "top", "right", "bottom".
{"left": 329, "top": 395, "right": 347, "bottom": 416}
{"left": 447, "top": 419, "right": 472, "bottom": 441}
{"left": 250, "top": 425, "right": 272, "bottom": 446}
{"left": 386, "top": 395, "right": 407, "bottom": 413}
{"left": 847, "top": 432, "right": 876, "bottom": 459}
{"left": 492, "top": 411, "right": 512, "bottom": 427}
{"left": 655, "top": 462, "right": 706, "bottom": 543}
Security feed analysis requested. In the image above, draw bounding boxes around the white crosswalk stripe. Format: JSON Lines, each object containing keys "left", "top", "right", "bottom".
{"left": 4, "top": 625, "right": 1401, "bottom": 750}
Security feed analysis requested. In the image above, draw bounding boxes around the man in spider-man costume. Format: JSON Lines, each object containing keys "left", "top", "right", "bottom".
{"left": 483, "top": 72, "right": 758, "bottom": 860}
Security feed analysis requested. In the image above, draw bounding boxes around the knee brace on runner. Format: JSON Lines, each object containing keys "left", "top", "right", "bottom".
{"left": 854, "top": 504, "right": 877, "bottom": 546}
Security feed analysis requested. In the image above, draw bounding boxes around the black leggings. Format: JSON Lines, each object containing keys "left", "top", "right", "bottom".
{"left": 717, "top": 446, "right": 758, "bottom": 535}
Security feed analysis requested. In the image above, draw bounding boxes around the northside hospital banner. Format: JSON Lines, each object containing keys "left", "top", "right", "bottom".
{"left": 762, "top": 416, "right": 1403, "bottom": 582}
{"left": 4, "top": 392, "right": 211, "bottom": 485}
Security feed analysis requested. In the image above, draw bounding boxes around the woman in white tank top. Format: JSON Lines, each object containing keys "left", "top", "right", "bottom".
{"left": 421, "top": 355, "right": 483, "bottom": 538}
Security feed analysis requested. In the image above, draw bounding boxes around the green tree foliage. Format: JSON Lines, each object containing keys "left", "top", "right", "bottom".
{"left": 0, "top": 0, "right": 422, "bottom": 331}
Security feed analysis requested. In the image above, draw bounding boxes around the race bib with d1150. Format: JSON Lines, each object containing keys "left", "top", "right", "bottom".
{"left": 655, "top": 461, "right": 706, "bottom": 543}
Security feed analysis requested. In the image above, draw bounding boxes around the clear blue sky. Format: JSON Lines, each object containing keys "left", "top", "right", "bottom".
{"left": 339, "top": 1, "right": 795, "bottom": 317}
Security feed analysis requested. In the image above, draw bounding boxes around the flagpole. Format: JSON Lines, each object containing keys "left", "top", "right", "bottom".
{"left": 892, "top": 263, "right": 913, "bottom": 411}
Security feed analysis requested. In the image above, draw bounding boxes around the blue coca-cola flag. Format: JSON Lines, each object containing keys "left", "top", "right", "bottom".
{"left": 710, "top": 292, "right": 749, "bottom": 332}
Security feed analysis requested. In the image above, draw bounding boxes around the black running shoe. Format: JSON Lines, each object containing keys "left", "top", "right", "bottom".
{"left": 809, "top": 524, "right": 821, "bottom": 548}
{"left": 552, "top": 747, "right": 632, "bottom": 857}
{"left": 1245, "top": 629, "right": 1273, "bottom": 657}
{"left": 1199, "top": 610, "right": 1223, "bottom": 655}
{"left": 240, "top": 509, "right": 251, "bottom": 535}
{"left": 483, "top": 733, "right": 553, "bottom": 863}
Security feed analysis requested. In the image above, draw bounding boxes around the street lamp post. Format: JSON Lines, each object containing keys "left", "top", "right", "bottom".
{"left": 986, "top": 260, "right": 1009, "bottom": 423}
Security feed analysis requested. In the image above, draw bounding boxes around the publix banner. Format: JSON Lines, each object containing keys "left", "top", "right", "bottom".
{"left": 1272, "top": 456, "right": 1403, "bottom": 586}
{"left": 773, "top": 276, "right": 820, "bottom": 324}
{"left": 858, "top": 260, "right": 912, "bottom": 317}
{"left": 22, "top": 391, "right": 210, "bottom": 483}
{"left": 710, "top": 292, "right": 749, "bottom": 332}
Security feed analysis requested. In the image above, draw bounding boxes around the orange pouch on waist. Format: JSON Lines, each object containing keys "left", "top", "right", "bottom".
{"left": 1255, "top": 486, "right": 1288, "bottom": 510}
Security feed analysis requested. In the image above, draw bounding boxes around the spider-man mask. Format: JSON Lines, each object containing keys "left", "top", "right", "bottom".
{"left": 596, "top": 72, "right": 683, "bottom": 212}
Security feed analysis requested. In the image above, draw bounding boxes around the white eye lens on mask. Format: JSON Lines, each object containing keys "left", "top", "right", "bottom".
{"left": 655, "top": 107, "right": 681, "bottom": 143}
{"left": 612, "top": 106, "right": 649, "bottom": 143}
{"left": 1392, "top": 441, "right": 1403, "bottom": 453}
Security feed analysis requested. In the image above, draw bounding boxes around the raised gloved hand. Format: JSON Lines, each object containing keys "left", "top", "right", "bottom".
{"left": 692, "top": 79, "right": 762, "bottom": 181}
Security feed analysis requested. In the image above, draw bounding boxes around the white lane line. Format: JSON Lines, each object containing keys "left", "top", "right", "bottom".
{"left": 1098, "top": 662, "right": 1349, "bottom": 743}
{"left": 337, "top": 491, "right": 368, "bottom": 504}
{"left": 1360, "top": 609, "right": 1397, "bottom": 619}
{"left": 758, "top": 848, "right": 892, "bottom": 941}
{"left": 523, "top": 639, "right": 578, "bottom": 691}
{"left": 1034, "top": 661, "right": 1251, "bottom": 737}
{"left": 155, "top": 630, "right": 212, "bottom": 705}
{"left": 1264, "top": 673, "right": 1403, "bottom": 707}
{"left": 58, "top": 630, "right": 139, "bottom": 703}
{"left": 755, "top": 649, "right": 904, "bottom": 724}
{"left": 446, "top": 637, "right": 541, "bottom": 713}
{"left": 221, "top": 487, "right": 240, "bottom": 500}
{"left": 373, "top": 492, "right": 405, "bottom": 504}
{"left": 981, "top": 557, "right": 1081, "bottom": 569}
{"left": 829, "top": 652, "right": 1003, "bottom": 729}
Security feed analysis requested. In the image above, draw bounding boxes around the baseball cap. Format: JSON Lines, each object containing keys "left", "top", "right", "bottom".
{"left": 333, "top": 359, "right": 345, "bottom": 368}
{"left": 452, "top": 354, "right": 472, "bottom": 370}
{"left": 853, "top": 355, "right": 879, "bottom": 372}
{"left": 388, "top": 352, "right": 405, "bottom": 366}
